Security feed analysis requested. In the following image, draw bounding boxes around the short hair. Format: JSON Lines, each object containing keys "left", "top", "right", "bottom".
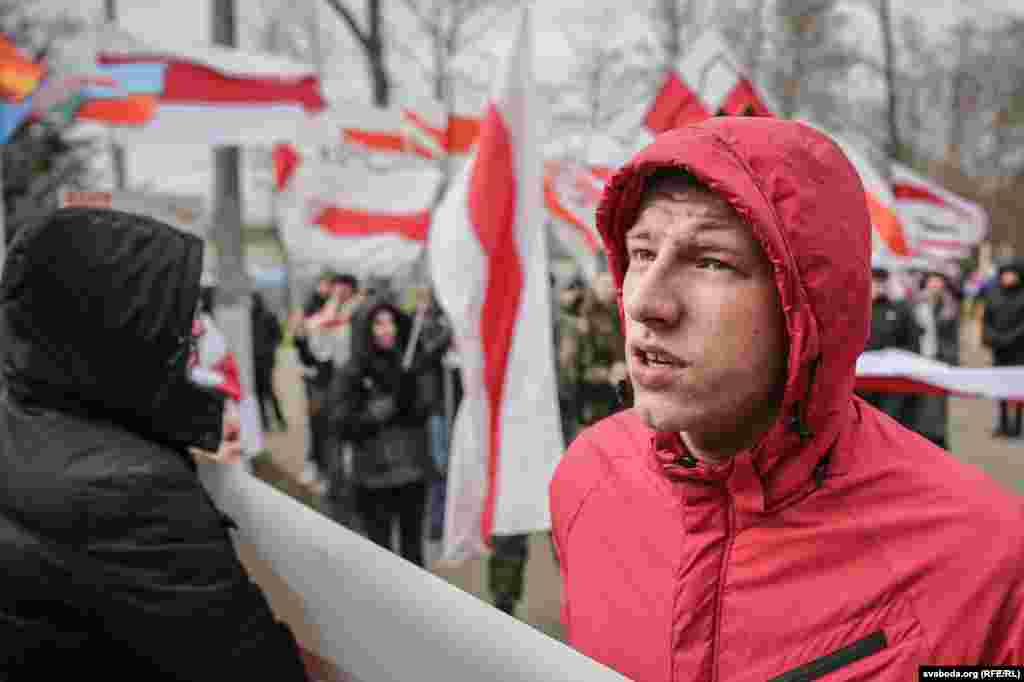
{"left": 640, "top": 167, "right": 709, "bottom": 205}
{"left": 333, "top": 273, "right": 359, "bottom": 290}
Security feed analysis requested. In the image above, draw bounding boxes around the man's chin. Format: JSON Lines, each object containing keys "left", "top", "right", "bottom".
{"left": 633, "top": 396, "right": 694, "bottom": 433}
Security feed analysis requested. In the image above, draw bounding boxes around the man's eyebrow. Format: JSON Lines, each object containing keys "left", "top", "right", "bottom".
{"left": 625, "top": 228, "right": 652, "bottom": 241}
{"left": 627, "top": 220, "right": 747, "bottom": 241}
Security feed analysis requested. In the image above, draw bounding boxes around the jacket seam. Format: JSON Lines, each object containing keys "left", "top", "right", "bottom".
{"left": 711, "top": 496, "right": 736, "bottom": 682}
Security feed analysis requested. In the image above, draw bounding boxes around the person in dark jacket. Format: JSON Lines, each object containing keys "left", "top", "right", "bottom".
{"left": 0, "top": 208, "right": 308, "bottom": 680}
{"left": 911, "top": 271, "right": 961, "bottom": 448}
{"left": 983, "top": 260, "right": 1024, "bottom": 437}
{"left": 252, "top": 291, "right": 287, "bottom": 432}
{"left": 412, "top": 287, "right": 454, "bottom": 542}
{"left": 858, "top": 266, "right": 921, "bottom": 427}
{"left": 290, "top": 272, "right": 337, "bottom": 484}
{"left": 328, "top": 300, "right": 434, "bottom": 566}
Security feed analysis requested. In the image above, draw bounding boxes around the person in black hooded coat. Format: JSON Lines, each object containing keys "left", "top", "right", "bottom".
{"left": 327, "top": 300, "right": 435, "bottom": 566}
{"left": 0, "top": 208, "right": 308, "bottom": 680}
{"left": 983, "top": 259, "right": 1024, "bottom": 437}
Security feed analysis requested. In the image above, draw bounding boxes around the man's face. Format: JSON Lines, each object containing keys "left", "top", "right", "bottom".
{"left": 318, "top": 278, "right": 333, "bottom": 297}
{"left": 925, "top": 274, "right": 946, "bottom": 295}
{"left": 1001, "top": 270, "right": 1020, "bottom": 289}
{"left": 333, "top": 281, "right": 354, "bottom": 302}
{"left": 871, "top": 276, "right": 887, "bottom": 301}
{"left": 593, "top": 272, "right": 617, "bottom": 306}
{"left": 622, "top": 187, "right": 787, "bottom": 452}
{"left": 372, "top": 309, "right": 398, "bottom": 350}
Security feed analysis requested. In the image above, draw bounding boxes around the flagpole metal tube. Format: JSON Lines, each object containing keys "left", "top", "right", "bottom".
{"left": 0, "top": 153, "right": 6, "bottom": 277}
{"left": 402, "top": 302, "right": 427, "bottom": 371}
{"left": 211, "top": 0, "right": 257, "bottom": 454}
{"left": 104, "top": 0, "right": 127, "bottom": 190}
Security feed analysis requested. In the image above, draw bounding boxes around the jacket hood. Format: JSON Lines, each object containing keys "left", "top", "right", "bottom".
{"left": 0, "top": 207, "right": 223, "bottom": 452}
{"left": 351, "top": 298, "right": 413, "bottom": 366}
{"left": 997, "top": 260, "right": 1024, "bottom": 284}
{"left": 597, "top": 118, "right": 872, "bottom": 508}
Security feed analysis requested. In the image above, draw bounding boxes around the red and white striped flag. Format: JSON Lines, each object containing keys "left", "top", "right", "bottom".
{"left": 891, "top": 163, "right": 988, "bottom": 260}
{"left": 275, "top": 141, "right": 440, "bottom": 280}
{"left": 60, "top": 25, "right": 325, "bottom": 146}
{"left": 190, "top": 313, "right": 264, "bottom": 457}
{"left": 429, "top": 5, "right": 564, "bottom": 562}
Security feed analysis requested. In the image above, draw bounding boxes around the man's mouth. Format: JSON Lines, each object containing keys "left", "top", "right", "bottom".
{"left": 633, "top": 345, "right": 686, "bottom": 368}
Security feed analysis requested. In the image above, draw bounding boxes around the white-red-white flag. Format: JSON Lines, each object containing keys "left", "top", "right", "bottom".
{"left": 189, "top": 313, "right": 264, "bottom": 457}
{"left": 891, "top": 163, "right": 988, "bottom": 260}
{"left": 429, "top": 4, "right": 564, "bottom": 562}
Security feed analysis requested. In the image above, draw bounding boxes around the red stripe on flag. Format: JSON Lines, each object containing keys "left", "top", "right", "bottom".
{"left": 343, "top": 127, "right": 437, "bottom": 159}
{"left": 212, "top": 354, "right": 243, "bottom": 402}
{"left": 315, "top": 206, "right": 431, "bottom": 242}
{"left": 543, "top": 173, "right": 601, "bottom": 254}
{"left": 855, "top": 376, "right": 949, "bottom": 396}
{"left": 447, "top": 115, "right": 481, "bottom": 154}
{"left": 344, "top": 128, "right": 407, "bottom": 152}
{"left": 644, "top": 71, "right": 709, "bottom": 134}
{"left": 273, "top": 143, "right": 301, "bottom": 191}
{"left": 77, "top": 93, "right": 158, "bottom": 124}
{"left": 469, "top": 104, "right": 521, "bottom": 544}
{"left": 892, "top": 183, "right": 947, "bottom": 206}
{"left": 99, "top": 55, "right": 325, "bottom": 113}
{"left": 718, "top": 78, "right": 773, "bottom": 117}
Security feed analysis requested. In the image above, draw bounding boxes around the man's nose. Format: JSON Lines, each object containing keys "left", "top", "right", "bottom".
{"left": 624, "top": 264, "right": 681, "bottom": 327}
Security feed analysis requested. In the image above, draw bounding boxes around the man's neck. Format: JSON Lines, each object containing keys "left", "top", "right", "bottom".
{"left": 679, "top": 411, "right": 780, "bottom": 465}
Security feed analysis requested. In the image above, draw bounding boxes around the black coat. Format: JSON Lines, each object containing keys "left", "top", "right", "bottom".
{"left": 0, "top": 208, "right": 307, "bottom": 679}
{"left": 983, "top": 269, "right": 1024, "bottom": 366}
{"left": 414, "top": 307, "right": 454, "bottom": 416}
{"left": 866, "top": 296, "right": 920, "bottom": 353}
{"left": 327, "top": 301, "right": 435, "bottom": 488}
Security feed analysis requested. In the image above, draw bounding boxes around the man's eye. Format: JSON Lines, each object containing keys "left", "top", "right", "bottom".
{"left": 629, "top": 248, "right": 655, "bottom": 263}
{"left": 696, "top": 258, "right": 732, "bottom": 271}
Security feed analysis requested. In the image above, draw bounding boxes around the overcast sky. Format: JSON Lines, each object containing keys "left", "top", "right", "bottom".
{"left": 46, "top": 0, "right": 1024, "bottom": 222}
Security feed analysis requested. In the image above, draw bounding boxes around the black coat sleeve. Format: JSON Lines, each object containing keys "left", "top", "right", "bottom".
{"left": 77, "top": 448, "right": 309, "bottom": 681}
{"left": 326, "top": 362, "right": 380, "bottom": 442}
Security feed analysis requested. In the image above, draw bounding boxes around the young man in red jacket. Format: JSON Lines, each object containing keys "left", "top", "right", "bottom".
{"left": 550, "top": 118, "right": 1024, "bottom": 681}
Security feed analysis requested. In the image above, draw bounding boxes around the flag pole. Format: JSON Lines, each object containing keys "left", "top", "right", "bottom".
{"left": 402, "top": 301, "right": 428, "bottom": 371}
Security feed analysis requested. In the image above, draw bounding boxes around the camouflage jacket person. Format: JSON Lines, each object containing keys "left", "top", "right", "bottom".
{"left": 559, "top": 274, "right": 626, "bottom": 429}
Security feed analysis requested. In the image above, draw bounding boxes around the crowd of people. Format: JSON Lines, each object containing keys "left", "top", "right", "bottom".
{"left": 4, "top": 118, "right": 1023, "bottom": 679}
{"left": 244, "top": 267, "right": 629, "bottom": 614}
{"left": 861, "top": 259, "right": 1024, "bottom": 448}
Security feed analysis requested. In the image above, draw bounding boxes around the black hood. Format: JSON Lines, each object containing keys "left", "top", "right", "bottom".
{"left": 353, "top": 299, "right": 412, "bottom": 361}
{"left": 0, "top": 208, "right": 223, "bottom": 452}
{"left": 998, "top": 260, "right": 1024, "bottom": 287}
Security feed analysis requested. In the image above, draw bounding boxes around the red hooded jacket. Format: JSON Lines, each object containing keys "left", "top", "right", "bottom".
{"left": 550, "top": 118, "right": 1024, "bottom": 681}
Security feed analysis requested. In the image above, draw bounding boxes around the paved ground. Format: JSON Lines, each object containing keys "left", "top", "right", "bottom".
{"left": 235, "top": 315, "right": 1024, "bottom": 657}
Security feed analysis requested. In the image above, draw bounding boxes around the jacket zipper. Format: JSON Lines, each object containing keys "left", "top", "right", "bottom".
{"left": 710, "top": 494, "right": 736, "bottom": 682}
{"left": 768, "top": 630, "right": 888, "bottom": 682}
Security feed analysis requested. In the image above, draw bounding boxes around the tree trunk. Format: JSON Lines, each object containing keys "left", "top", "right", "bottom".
{"left": 879, "top": 0, "right": 900, "bottom": 162}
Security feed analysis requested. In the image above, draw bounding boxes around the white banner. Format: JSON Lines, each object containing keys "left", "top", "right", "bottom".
{"left": 857, "top": 349, "right": 1024, "bottom": 400}
{"left": 198, "top": 462, "right": 628, "bottom": 681}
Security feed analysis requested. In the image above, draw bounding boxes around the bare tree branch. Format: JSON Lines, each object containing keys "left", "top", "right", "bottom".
{"left": 322, "top": 0, "right": 370, "bottom": 52}
{"left": 397, "top": 0, "right": 439, "bottom": 37}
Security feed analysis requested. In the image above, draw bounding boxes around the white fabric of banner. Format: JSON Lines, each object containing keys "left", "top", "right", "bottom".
{"left": 857, "top": 350, "right": 1024, "bottom": 400}
{"left": 198, "top": 462, "right": 629, "bottom": 681}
